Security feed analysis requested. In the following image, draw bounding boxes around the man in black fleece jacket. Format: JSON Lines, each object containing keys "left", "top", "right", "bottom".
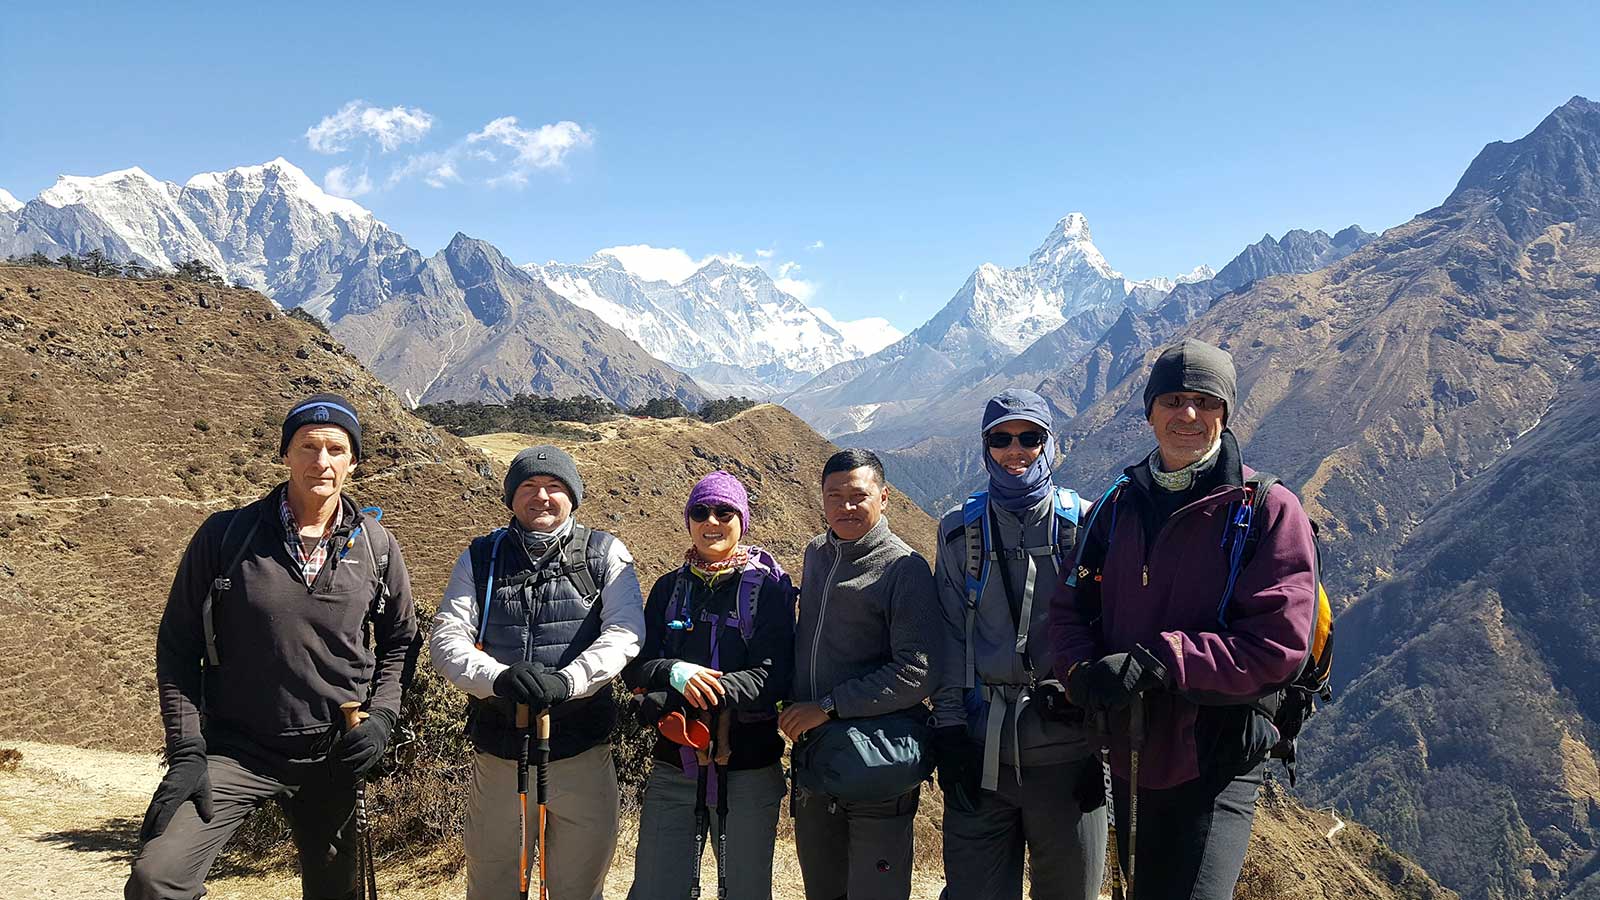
{"left": 126, "top": 394, "right": 420, "bottom": 900}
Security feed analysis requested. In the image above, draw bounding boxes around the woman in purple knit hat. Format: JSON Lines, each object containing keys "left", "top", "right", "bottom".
{"left": 623, "top": 471, "right": 797, "bottom": 900}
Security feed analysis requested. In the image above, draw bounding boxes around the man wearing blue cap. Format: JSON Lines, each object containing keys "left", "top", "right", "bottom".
{"left": 127, "top": 392, "right": 420, "bottom": 900}
{"left": 930, "top": 389, "right": 1106, "bottom": 900}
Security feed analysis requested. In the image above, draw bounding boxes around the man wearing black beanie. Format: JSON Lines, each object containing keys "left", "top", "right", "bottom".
{"left": 128, "top": 393, "right": 420, "bottom": 900}
{"left": 1050, "top": 338, "right": 1318, "bottom": 900}
{"left": 432, "top": 443, "right": 644, "bottom": 900}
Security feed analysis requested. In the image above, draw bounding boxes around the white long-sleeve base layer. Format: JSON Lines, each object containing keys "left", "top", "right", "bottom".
{"left": 430, "top": 521, "right": 645, "bottom": 700}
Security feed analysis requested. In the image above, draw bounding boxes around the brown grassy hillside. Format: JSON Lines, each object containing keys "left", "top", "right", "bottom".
{"left": 0, "top": 266, "right": 509, "bottom": 750}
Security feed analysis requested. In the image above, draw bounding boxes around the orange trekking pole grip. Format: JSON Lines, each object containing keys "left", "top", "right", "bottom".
{"left": 536, "top": 710, "right": 552, "bottom": 900}
{"left": 516, "top": 703, "right": 532, "bottom": 900}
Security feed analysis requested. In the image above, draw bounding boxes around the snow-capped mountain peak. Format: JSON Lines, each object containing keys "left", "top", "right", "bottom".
{"left": 38, "top": 166, "right": 167, "bottom": 209}
{"left": 0, "top": 189, "right": 20, "bottom": 214}
{"left": 185, "top": 157, "right": 377, "bottom": 223}
{"left": 527, "top": 249, "right": 866, "bottom": 391}
{"left": 1027, "top": 212, "right": 1116, "bottom": 277}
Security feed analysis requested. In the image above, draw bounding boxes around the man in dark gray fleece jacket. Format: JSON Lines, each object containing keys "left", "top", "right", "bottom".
{"left": 127, "top": 394, "right": 420, "bottom": 900}
{"left": 780, "top": 448, "right": 936, "bottom": 900}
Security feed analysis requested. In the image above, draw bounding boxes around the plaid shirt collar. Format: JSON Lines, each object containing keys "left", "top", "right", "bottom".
{"left": 279, "top": 489, "right": 344, "bottom": 586}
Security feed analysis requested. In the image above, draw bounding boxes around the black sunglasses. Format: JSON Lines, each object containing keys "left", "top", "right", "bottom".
{"left": 986, "top": 430, "right": 1048, "bottom": 449}
{"left": 688, "top": 503, "right": 740, "bottom": 523}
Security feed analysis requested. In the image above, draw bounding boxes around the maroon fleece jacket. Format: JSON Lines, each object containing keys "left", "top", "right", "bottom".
{"left": 1049, "top": 445, "right": 1316, "bottom": 789}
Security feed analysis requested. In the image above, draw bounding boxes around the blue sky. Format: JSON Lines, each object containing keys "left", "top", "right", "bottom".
{"left": 3, "top": 2, "right": 1597, "bottom": 332}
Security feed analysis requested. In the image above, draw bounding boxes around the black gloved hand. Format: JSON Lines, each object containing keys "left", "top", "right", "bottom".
{"left": 1033, "top": 678, "right": 1085, "bottom": 725}
{"left": 334, "top": 707, "right": 397, "bottom": 778}
{"left": 139, "top": 737, "right": 213, "bottom": 843}
{"left": 528, "top": 670, "right": 572, "bottom": 710}
{"left": 493, "top": 661, "right": 571, "bottom": 710}
{"left": 933, "top": 725, "right": 982, "bottom": 813}
{"left": 636, "top": 690, "right": 678, "bottom": 726}
{"left": 1068, "top": 645, "right": 1169, "bottom": 712}
{"left": 494, "top": 661, "right": 545, "bottom": 705}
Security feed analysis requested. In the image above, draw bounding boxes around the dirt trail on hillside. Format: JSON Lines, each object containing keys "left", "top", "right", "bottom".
{"left": 0, "top": 741, "right": 946, "bottom": 900}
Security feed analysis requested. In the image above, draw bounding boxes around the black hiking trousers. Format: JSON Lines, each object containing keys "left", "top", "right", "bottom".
{"left": 1109, "top": 762, "right": 1264, "bottom": 900}
{"left": 125, "top": 737, "right": 359, "bottom": 900}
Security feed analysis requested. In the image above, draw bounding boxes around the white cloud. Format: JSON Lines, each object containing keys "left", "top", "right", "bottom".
{"left": 809, "top": 305, "right": 903, "bottom": 354}
{"left": 808, "top": 240, "right": 825, "bottom": 251}
{"left": 379, "top": 115, "right": 593, "bottom": 190}
{"left": 468, "top": 117, "right": 593, "bottom": 183}
{"left": 775, "top": 276, "right": 817, "bottom": 302}
{"left": 594, "top": 244, "right": 743, "bottom": 284}
{"left": 755, "top": 246, "right": 775, "bottom": 259}
{"left": 777, "top": 261, "right": 802, "bottom": 278}
{"left": 323, "top": 164, "right": 373, "bottom": 198}
{"left": 307, "top": 100, "right": 434, "bottom": 154}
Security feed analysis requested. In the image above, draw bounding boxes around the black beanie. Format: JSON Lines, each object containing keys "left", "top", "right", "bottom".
{"left": 280, "top": 393, "right": 363, "bottom": 459}
{"left": 1143, "top": 339, "right": 1237, "bottom": 422}
{"left": 503, "top": 445, "right": 584, "bottom": 510}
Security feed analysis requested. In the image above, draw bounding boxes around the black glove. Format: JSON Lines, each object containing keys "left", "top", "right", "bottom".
{"left": 636, "top": 690, "right": 674, "bottom": 725}
{"left": 1068, "top": 645, "right": 1169, "bottom": 712}
{"left": 139, "top": 737, "right": 213, "bottom": 843}
{"left": 493, "top": 661, "right": 571, "bottom": 710}
{"left": 1033, "top": 678, "right": 1085, "bottom": 725}
{"left": 334, "top": 707, "right": 397, "bottom": 778}
{"left": 494, "top": 660, "right": 542, "bottom": 704}
{"left": 933, "top": 725, "right": 982, "bottom": 813}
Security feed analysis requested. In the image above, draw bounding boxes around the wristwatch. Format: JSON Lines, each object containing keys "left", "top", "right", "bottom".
{"left": 818, "top": 694, "right": 839, "bottom": 719}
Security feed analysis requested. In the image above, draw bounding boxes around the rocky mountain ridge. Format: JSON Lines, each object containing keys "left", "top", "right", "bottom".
{"left": 0, "top": 159, "right": 703, "bottom": 409}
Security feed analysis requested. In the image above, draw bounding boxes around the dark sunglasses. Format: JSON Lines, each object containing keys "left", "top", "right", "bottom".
{"left": 688, "top": 503, "right": 740, "bottom": 523}
{"left": 985, "top": 430, "right": 1048, "bottom": 449}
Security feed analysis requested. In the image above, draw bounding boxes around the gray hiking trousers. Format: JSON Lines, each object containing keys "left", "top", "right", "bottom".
{"left": 941, "top": 758, "right": 1106, "bottom": 900}
{"left": 125, "top": 749, "right": 358, "bottom": 900}
{"left": 626, "top": 762, "right": 786, "bottom": 900}
{"left": 793, "top": 785, "right": 920, "bottom": 900}
{"left": 465, "top": 744, "right": 620, "bottom": 900}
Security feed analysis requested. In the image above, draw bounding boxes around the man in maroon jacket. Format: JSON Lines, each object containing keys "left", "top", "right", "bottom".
{"left": 1049, "top": 339, "right": 1317, "bottom": 900}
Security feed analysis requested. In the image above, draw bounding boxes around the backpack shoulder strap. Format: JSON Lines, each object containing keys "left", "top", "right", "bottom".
{"left": 355, "top": 508, "right": 392, "bottom": 618}
{"left": 1051, "top": 487, "right": 1081, "bottom": 568}
{"left": 563, "top": 524, "right": 602, "bottom": 602}
{"left": 203, "top": 506, "right": 264, "bottom": 667}
{"left": 1064, "top": 476, "right": 1126, "bottom": 590}
{"left": 735, "top": 548, "right": 784, "bottom": 643}
{"left": 1240, "top": 474, "right": 1282, "bottom": 567}
{"left": 959, "top": 491, "right": 990, "bottom": 690}
{"left": 468, "top": 529, "right": 508, "bottom": 650}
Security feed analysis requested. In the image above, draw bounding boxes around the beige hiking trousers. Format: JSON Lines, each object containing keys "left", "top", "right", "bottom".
{"left": 465, "top": 744, "right": 620, "bottom": 900}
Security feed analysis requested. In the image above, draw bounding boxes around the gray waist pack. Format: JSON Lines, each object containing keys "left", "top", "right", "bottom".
{"left": 792, "top": 708, "right": 934, "bottom": 803}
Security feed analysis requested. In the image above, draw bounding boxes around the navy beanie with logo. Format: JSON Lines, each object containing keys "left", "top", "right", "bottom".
{"left": 279, "top": 393, "right": 363, "bottom": 459}
{"left": 503, "top": 445, "right": 585, "bottom": 510}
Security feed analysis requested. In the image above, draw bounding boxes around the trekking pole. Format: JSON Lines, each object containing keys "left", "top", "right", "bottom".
{"left": 714, "top": 710, "right": 732, "bottom": 900}
{"left": 340, "top": 702, "right": 379, "bottom": 900}
{"left": 1095, "top": 711, "right": 1126, "bottom": 900}
{"left": 691, "top": 711, "right": 711, "bottom": 900}
{"left": 536, "top": 710, "right": 552, "bottom": 900}
{"left": 516, "top": 704, "right": 532, "bottom": 900}
{"left": 1127, "top": 692, "right": 1146, "bottom": 900}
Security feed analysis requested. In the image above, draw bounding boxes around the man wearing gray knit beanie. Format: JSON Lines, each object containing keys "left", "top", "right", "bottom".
{"left": 431, "top": 443, "right": 644, "bottom": 900}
